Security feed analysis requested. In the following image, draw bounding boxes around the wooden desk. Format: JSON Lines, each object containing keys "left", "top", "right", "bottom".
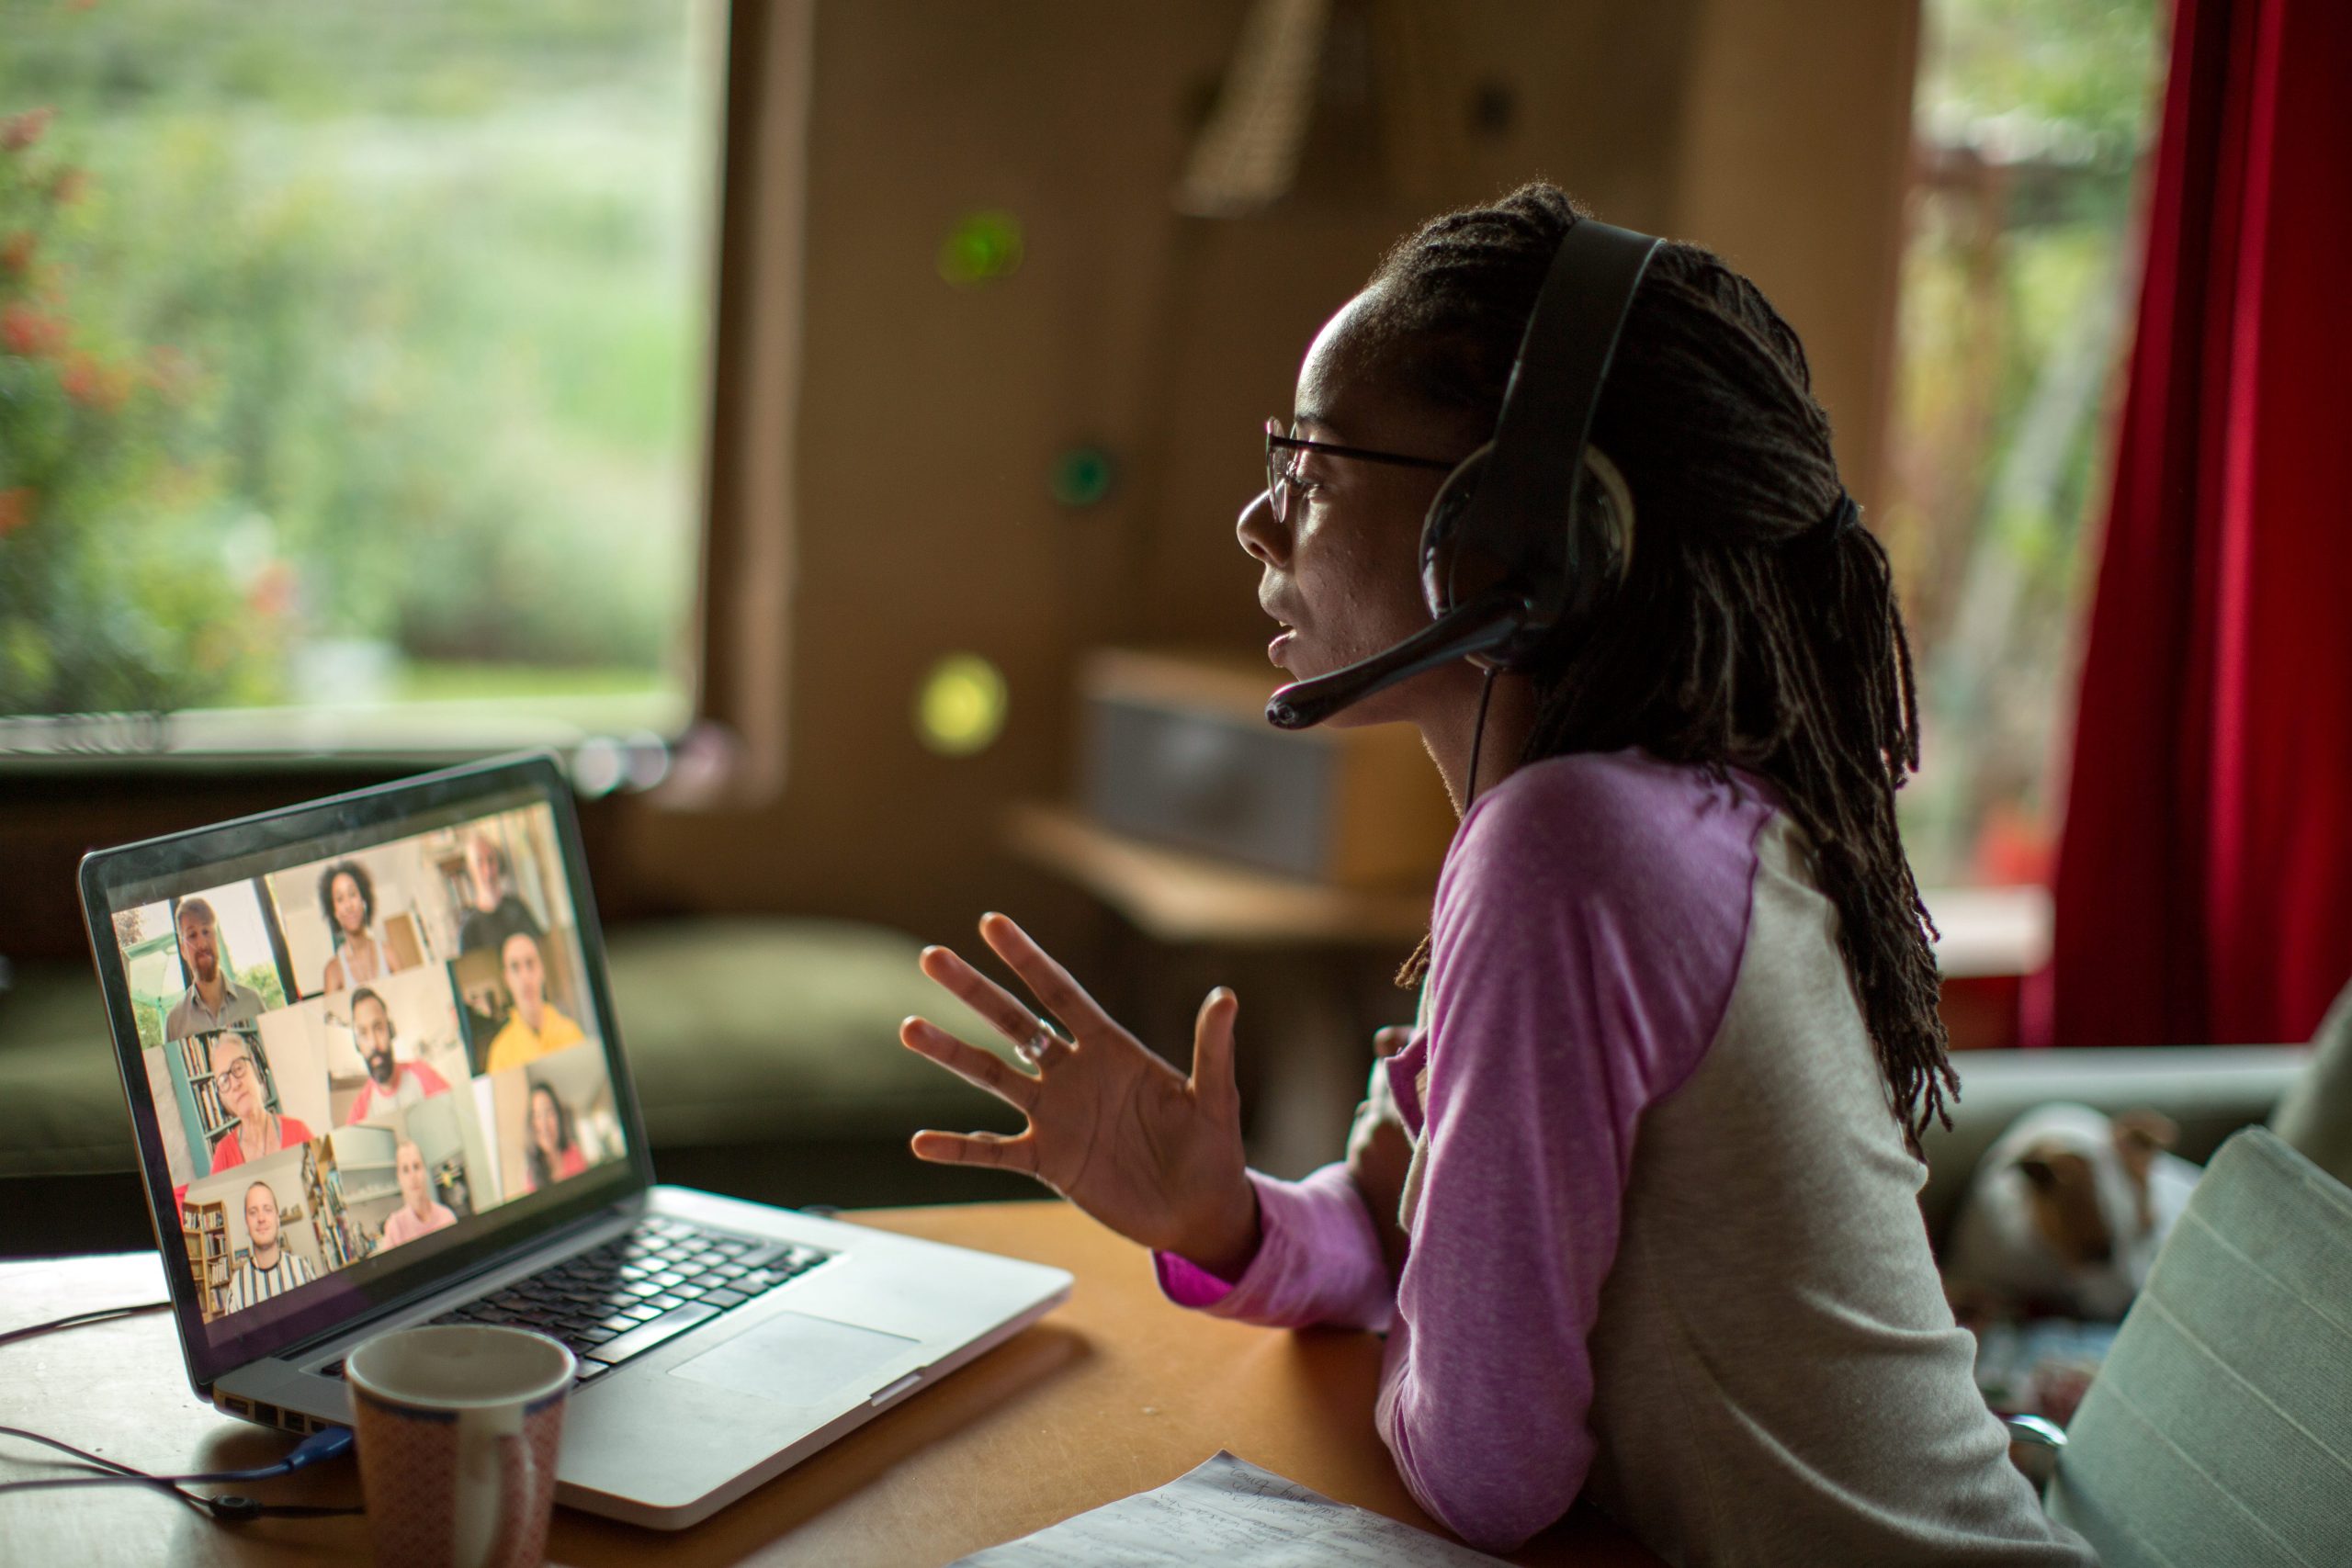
{"left": 1, "top": 1202, "right": 1659, "bottom": 1567}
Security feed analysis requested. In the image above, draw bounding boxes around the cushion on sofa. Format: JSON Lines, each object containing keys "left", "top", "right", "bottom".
{"left": 1919, "top": 1046, "right": 2309, "bottom": 1247}
{"left": 2270, "top": 975, "right": 2352, "bottom": 1188}
{"left": 0, "top": 963, "right": 131, "bottom": 1179}
{"left": 0, "top": 919, "right": 1023, "bottom": 1185}
{"left": 601, "top": 918, "right": 1019, "bottom": 1147}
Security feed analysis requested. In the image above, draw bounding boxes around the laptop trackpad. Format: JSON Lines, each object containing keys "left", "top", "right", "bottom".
{"left": 669, "top": 1311, "right": 919, "bottom": 1409}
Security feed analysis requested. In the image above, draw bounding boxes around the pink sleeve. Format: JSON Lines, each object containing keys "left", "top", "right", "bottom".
{"left": 1369, "top": 757, "right": 1763, "bottom": 1551}
{"left": 1152, "top": 1164, "right": 1396, "bottom": 1333}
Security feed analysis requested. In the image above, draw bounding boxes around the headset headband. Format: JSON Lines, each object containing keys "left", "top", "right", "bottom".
{"left": 1266, "top": 214, "right": 1660, "bottom": 730}
{"left": 1462, "top": 219, "right": 1657, "bottom": 631}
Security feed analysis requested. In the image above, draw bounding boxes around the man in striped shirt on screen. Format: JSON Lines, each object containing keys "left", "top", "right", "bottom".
{"left": 226, "top": 1180, "right": 317, "bottom": 1312}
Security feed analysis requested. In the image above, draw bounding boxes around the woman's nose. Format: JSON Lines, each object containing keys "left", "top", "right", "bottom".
{"left": 1237, "top": 487, "right": 1288, "bottom": 568}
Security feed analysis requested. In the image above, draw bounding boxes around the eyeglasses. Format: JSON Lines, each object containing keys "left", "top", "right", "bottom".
{"left": 217, "top": 1056, "right": 256, "bottom": 1088}
{"left": 1263, "top": 419, "right": 1456, "bottom": 525}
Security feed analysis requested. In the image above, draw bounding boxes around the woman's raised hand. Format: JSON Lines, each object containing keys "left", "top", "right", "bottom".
{"left": 899, "top": 912, "right": 1261, "bottom": 1280}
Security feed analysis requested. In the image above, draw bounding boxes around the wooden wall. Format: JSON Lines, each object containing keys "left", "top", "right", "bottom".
{"left": 0, "top": 0, "right": 1918, "bottom": 964}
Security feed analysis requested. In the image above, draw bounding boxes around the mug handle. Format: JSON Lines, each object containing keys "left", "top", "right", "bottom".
{"left": 484, "top": 1430, "right": 537, "bottom": 1568}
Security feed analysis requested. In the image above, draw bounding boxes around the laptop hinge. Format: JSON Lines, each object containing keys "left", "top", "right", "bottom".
{"left": 266, "top": 1193, "right": 648, "bottom": 1365}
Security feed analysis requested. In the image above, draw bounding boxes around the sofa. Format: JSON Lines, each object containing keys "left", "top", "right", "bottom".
{"left": 3, "top": 916, "right": 2332, "bottom": 1264}
{"left": 0, "top": 918, "right": 1027, "bottom": 1258}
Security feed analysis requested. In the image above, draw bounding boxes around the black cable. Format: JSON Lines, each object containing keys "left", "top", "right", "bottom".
{"left": 1464, "top": 665, "right": 1499, "bottom": 811}
{"left": 0, "top": 1425, "right": 363, "bottom": 1518}
{"left": 0, "top": 1300, "right": 363, "bottom": 1520}
{"left": 0, "top": 1299, "right": 171, "bottom": 1350}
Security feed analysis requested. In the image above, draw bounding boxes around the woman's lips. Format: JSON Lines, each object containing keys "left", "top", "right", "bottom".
{"left": 1268, "top": 626, "right": 1295, "bottom": 666}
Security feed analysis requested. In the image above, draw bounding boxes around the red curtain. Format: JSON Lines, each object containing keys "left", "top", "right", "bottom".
{"left": 2033, "top": 0, "right": 2352, "bottom": 1048}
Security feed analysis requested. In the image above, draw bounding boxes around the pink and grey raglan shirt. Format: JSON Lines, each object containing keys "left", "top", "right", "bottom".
{"left": 1157, "top": 750, "right": 2092, "bottom": 1565}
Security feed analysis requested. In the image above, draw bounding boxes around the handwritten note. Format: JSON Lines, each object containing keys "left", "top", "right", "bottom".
{"left": 947, "top": 1450, "right": 1508, "bottom": 1566}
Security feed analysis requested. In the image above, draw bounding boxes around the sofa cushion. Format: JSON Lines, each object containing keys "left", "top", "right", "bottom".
{"left": 0, "top": 962, "right": 131, "bottom": 1179}
{"left": 1919, "top": 1045, "right": 2309, "bottom": 1248}
{"left": 601, "top": 918, "right": 1019, "bottom": 1147}
{"left": 2271, "top": 976, "right": 2352, "bottom": 1188}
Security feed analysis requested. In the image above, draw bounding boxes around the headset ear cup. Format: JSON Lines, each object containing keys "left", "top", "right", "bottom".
{"left": 1419, "top": 442, "right": 1494, "bottom": 615}
{"left": 1581, "top": 444, "right": 1635, "bottom": 589}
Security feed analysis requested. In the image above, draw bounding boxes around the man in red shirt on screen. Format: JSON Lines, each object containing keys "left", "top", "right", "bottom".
{"left": 343, "top": 987, "right": 451, "bottom": 1125}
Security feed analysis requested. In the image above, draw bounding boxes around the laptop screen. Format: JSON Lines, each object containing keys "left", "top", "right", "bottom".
{"left": 84, "top": 759, "right": 644, "bottom": 1377}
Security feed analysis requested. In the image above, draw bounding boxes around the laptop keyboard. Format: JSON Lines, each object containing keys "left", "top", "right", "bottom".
{"left": 329, "top": 1217, "right": 833, "bottom": 1386}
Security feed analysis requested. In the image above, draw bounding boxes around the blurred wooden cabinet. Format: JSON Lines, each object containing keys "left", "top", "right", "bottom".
{"left": 1080, "top": 647, "right": 1456, "bottom": 888}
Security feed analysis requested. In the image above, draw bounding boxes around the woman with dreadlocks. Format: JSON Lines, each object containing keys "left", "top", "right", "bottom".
{"left": 898, "top": 184, "right": 2091, "bottom": 1564}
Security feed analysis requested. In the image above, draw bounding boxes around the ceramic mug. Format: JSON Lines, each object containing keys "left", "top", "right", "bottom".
{"left": 345, "top": 1324, "right": 574, "bottom": 1568}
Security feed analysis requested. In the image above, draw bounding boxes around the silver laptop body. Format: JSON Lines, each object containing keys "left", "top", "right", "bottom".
{"left": 80, "top": 752, "right": 1069, "bottom": 1529}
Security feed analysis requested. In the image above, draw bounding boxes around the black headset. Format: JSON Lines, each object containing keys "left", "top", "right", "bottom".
{"left": 1264, "top": 217, "right": 1661, "bottom": 731}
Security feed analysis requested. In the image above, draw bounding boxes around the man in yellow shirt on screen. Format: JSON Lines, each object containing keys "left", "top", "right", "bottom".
{"left": 482, "top": 929, "right": 585, "bottom": 1073}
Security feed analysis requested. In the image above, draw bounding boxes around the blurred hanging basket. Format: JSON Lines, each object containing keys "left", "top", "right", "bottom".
{"left": 1175, "top": 0, "right": 1466, "bottom": 219}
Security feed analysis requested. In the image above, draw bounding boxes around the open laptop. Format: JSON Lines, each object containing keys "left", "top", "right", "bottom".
{"left": 78, "top": 751, "right": 1071, "bottom": 1529}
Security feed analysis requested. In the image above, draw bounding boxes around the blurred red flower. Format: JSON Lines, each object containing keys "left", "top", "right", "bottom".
{"left": 0, "top": 489, "right": 34, "bottom": 537}
{"left": 246, "top": 559, "right": 297, "bottom": 619}
{"left": 1, "top": 303, "right": 65, "bottom": 357}
{"left": 62, "top": 351, "right": 133, "bottom": 412}
{"left": 1, "top": 108, "right": 54, "bottom": 153}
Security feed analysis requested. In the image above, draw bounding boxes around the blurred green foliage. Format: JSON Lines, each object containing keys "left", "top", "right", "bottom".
{"left": 1888, "top": 0, "right": 2165, "bottom": 887}
{"left": 234, "top": 959, "right": 287, "bottom": 1015}
{"left": 0, "top": 0, "right": 713, "bottom": 719}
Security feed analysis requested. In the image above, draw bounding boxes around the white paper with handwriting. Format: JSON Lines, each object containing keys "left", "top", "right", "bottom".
{"left": 947, "top": 1450, "right": 1509, "bottom": 1566}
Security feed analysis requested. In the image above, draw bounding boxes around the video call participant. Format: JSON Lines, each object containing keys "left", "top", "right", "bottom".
{"left": 378, "top": 1139, "right": 458, "bottom": 1248}
{"left": 164, "top": 897, "right": 263, "bottom": 1041}
{"left": 457, "top": 834, "right": 543, "bottom": 957}
{"left": 206, "top": 1031, "right": 314, "bottom": 1173}
{"left": 524, "top": 1081, "right": 589, "bottom": 1192}
{"left": 225, "top": 1180, "right": 318, "bottom": 1313}
{"left": 317, "top": 860, "right": 388, "bottom": 993}
{"left": 483, "top": 930, "right": 584, "bottom": 1073}
{"left": 343, "top": 987, "right": 451, "bottom": 1123}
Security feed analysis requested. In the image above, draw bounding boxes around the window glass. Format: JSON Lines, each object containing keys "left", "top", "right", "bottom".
{"left": 1885, "top": 0, "right": 2167, "bottom": 890}
{"left": 0, "top": 0, "right": 720, "bottom": 750}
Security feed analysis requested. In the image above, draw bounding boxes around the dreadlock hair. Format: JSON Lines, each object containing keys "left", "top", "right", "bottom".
{"left": 1363, "top": 183, "right": 1955, "bottom": 1145}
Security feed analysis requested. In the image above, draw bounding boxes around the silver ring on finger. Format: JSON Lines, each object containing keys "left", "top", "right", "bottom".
{"left": 1015, "top": 1031, "right": 1052, "bottom": 1069}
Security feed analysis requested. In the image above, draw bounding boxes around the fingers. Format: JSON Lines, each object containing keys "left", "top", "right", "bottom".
{"left": 910, "top": 1129, "right": 1040, "bottom": 1175}
{"left": 919, "top": 943, "right": 1058, "bottom": 1055}
{"left": 978, "top": 912, "right": 1116, "bottom": 1038}
{"left": 1373, "top": 1026, "right": 1412, "bottom": 1059}
{"left": 1189, "top": 987, "right": 1239, "bottom": 1110}
{"left": 900, "top": 1016, "right": 1039, "bottom": 1111}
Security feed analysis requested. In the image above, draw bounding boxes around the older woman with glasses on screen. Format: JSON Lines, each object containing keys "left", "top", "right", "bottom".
{"left": 206, "top": 1029, "right": 314, "bottom": 1173}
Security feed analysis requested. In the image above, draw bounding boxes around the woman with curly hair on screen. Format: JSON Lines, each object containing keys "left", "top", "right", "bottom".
{"left": 316, "top": 860, "right": 385, "bottom": 993}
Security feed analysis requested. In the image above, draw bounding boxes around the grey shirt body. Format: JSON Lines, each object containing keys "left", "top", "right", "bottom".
{"left": 165, "top": 977, "right": 263, "bottom": 1041}
{"left": 1365, "top": 818, "right": 2096, "bottom": 1564}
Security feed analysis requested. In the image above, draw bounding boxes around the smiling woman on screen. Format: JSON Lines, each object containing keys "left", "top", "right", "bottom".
{"left": 897, "top": 185, "right": 2093, "bottom": 1564}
